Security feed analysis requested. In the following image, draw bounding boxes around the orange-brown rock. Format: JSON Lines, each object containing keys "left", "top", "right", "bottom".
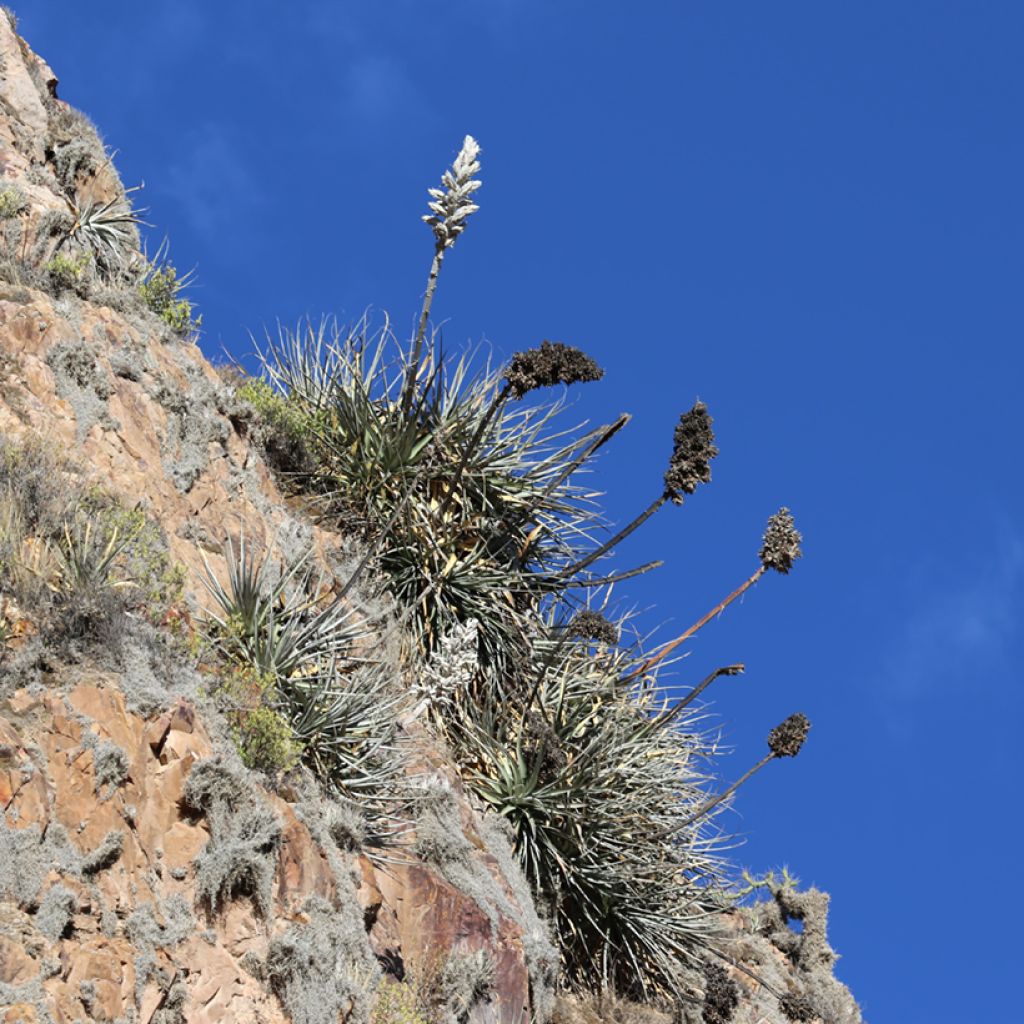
{"left": 0, "top": 675, "right": 547, "bottom": 1024}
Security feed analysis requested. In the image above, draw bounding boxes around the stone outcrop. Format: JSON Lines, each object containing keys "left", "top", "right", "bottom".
{"left": 0, "top": 675, "right": 546, "bottom": 1024}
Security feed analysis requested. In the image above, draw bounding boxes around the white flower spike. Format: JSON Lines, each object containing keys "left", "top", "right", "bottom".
{"left": 422, "top": 135, "right": 481, "bottom": 249}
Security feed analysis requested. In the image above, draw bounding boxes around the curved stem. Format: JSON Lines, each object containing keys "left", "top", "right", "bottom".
{"left": 654, "top": 752, "right": 775, "bottom": 841}
{"left": 564, "top": 560, "right": 663, "bottom": 588}
{"left": 539, "top": 412, "right": 631, "bottom": 506}
{"left": 624, "top": 565, "right": 766, "bottom": 683}
{"left": 647, "top": 664, "right": 745, "bottom": 732}
{"left": 561, "top": 492, "right": 668, "bottom": 579}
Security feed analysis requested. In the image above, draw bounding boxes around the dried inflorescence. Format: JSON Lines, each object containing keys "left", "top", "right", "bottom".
{"left": 567, "top": 610, "right": 620, "bottom": 646}
{"left": 423, "top": 135, "right": 482, "bottom": 249}
{"left": 663, "top": 401, "right": 718, "bottom": 502}
{"left": 504, "top": 341, "right": 604, "bottom": 399}
{"left": 767, "top": 713, "right": 811, "bottom": 758}
{"left": 701, "top": 961, "right": 740, "bottom": 1024}
{"left": 779, "top": 992, "right": 818, "bottom": 1021}
{"left": 759, "top": 507, "right": 803, "bottom": 574}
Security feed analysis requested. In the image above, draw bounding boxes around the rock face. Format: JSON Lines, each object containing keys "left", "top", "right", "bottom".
{"left": 0, "top": 675, "right": 545, "bottom": 1024}
{"left": 0, "top": 13, "right": 863, "bottom": 1024}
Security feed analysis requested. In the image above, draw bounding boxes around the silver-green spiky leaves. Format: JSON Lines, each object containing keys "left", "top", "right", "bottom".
{"left": 423, "top": 135, "right": 482, "bottom": 249}
{"left": 759, "top": 507, "right": 802, "bottom": 574}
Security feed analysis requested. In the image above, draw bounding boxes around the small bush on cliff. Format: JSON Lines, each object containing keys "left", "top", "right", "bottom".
{"left": 233, "top": 375, "right": 318, "bottom": 481}
{"left": 138, "top": 252, "right": 201, "bottom": 337}
{"left": 218, "top": 664, "right": 305, "bottom": 775}
{"left": 0, "top": 184, "right": 28, "bottom": 220}
{"left": 371, "top": 979, "right": 432, "bottom": 1024}
{"left": 44, "top": 250, "right": 92, "bottom": 296}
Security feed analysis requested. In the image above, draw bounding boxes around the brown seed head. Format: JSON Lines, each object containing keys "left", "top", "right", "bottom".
{"left": 767, "top": 713, "right": 811, "bottom": 758}
{"left": 759, "top": 507, "right": 803, "bottom": 574}
{"left": 503, "top": 341, "right": 603, "bottom": 399}
{"left": 663, "top": 401, "right": 718, "bottom": 503}
{"left": 779, "top": 993, "right": 817, "bottom": 1022}
{"left": 567, "top": 610, "right": 620, "bottom": 646}
{"left": 702, "top": 962, "right": 740, "bottom": 1024}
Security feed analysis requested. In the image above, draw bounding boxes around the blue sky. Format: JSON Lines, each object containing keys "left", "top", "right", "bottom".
{"left": 13, "top": 2, "right": 1024, "bottom": 1020}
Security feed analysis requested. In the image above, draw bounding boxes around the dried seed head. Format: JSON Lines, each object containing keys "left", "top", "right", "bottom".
{"left": 663, "top": 401, "right": 718, "bottom": 503}
{"left": 779, "top": 993, "right": 817, "bottom": 1022}
{"left": 701, "top": 962, "right": 740, "bottom": 1024}
{"left": 567, "top": 610, "right": 620, "bottom": 646}
{"left": 422, "top": 135, "right": 482, "bottom": 249}
{"left": 503, "top": 340, "right": 604, "bottom": 399}
{"left": 759, "top": 507, "right": 803, "bottom": 574}
{"left": 523, "top": 711, "right": 568, "bottom": 773}
{"left": 767, "top": 713, "right": 811, "bottom": 758}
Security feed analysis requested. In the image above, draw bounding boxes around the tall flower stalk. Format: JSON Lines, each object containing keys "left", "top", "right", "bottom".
{"left": 654, "top": 712, "right": 811, "bottom": 839}
{"left": 626, "top": 507, "right": 803, "bottom": 681}
{"left": 562, "top": 400, "right": 718, "bottom": 578}
{"left": 402, "top": 135, "right": 482, "bottom": 414}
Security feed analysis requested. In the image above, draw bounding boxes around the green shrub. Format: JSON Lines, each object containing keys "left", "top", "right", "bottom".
{"left": 44, "top": 250, "right": 92, "bottom": 294}
{"left": 234, "top": 376, "right": 318, "bottom": 479}
{"left": 200, "top": 534, "right": 405, "bottom": 808}
{"left": 0, "top": 185, "right": 28, "bottom": 220}
{"left": 138, "top": 262, "right": 201, "bottom": 336}
{"left": 219, "top": 665, "right": 304, "bottom": 775}
{"left": 371, "top": 979, "right": 432, "bottom": 1024}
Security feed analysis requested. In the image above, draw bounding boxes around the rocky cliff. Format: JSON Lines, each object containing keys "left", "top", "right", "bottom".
{"left": 0, "top": 12, "right": 863, "bottom": 1024}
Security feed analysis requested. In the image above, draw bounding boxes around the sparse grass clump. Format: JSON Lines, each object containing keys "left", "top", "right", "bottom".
{"left": 184, "top": 758, "right": 282, "bottom": 918}
{"left": 0, "top": 435, "right": 188, "bottom": 647}
{"left": 266, "top": 894, "right": 380, "bottom": 1024}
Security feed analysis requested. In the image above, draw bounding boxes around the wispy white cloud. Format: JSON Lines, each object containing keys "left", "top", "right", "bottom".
{"left": 162, "top": 124, "right": 262, "bottom": 241}
{"left": 344, "top": 54, "right": 429, "bottom": 123}
{"left": 151, "top": 1, "right": 205, "bottom": 48}
{"left": 879, "top": 523, "right": 1024, "bottom": 704}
